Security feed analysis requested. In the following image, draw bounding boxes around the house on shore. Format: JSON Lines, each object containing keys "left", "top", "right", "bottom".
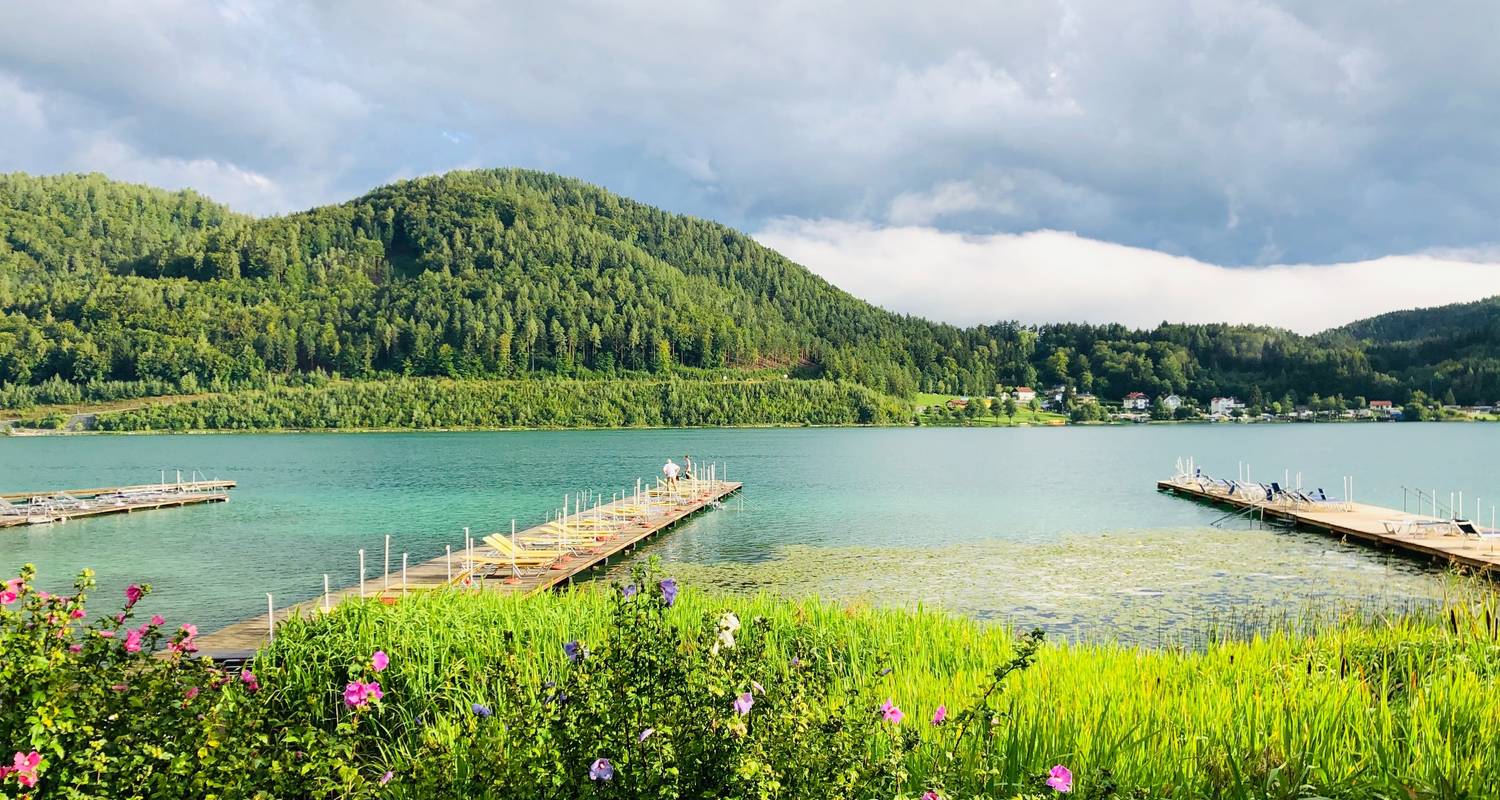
{"left": 1010, "top": 386, "right": 1037, "bottom": 403}
{"left": 1123, "top": 391, "right": 1150, "bottom": 411}
{"left": 1210, "top": 396, "right": 1243, "bottom": 415}
{"left": 1369, "top": 400, "right": 1394, "bottom": 415}
{"left": 1162, "top": 394, "right": 1183, "bottom": 411}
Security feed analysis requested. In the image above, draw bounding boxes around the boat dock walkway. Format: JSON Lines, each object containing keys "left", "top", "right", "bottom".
{"left": 1158, "top": 473, "right": 1500, "bottom": 572}
{"left": 1, "top": 478, "right": 235, "bottom": 528}
{"left": 197, "top": 476, "right": 742, "bottom": 658}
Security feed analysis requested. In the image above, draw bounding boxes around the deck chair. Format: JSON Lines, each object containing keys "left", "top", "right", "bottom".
{"left": 483, "top": 534, "right": 570, "bottom": 560}
{"left": 1454, "top": 520, "right": 1483, "bottom": 539}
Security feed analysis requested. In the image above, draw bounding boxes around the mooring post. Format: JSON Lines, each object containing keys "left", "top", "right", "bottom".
{"left": 402, "top": 553, "right": 408, "bottom": 593}
{"left": 359, "top": 549, "right": 366, "bottom": 599}
{"left": 323, "top": 574, "right": 331, "bottom": 612}
{"left": 445, "top": 545, "right": 452, "bottom": 583}
{"left": 383, "top": 534, "right": 391, "bottom": 588}
{"left": 464, "top": 527, "right": 472, "bottom": 576}
{"left": 266, "top": 593, "right": 274, "bottom": 640}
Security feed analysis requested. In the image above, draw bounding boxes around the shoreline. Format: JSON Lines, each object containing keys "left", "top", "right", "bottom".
{"left": 2, "top": 416, "right": 1492, "bottom": 437}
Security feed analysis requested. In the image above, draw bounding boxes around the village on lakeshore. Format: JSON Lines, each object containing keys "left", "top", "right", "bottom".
{"left": 917, "top": 384, "right": 1498, "bottom": 425}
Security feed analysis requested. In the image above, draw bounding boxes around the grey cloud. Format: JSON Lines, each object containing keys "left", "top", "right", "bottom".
{"left": 0, "top": 1, "right": 1497, "bottom": 265}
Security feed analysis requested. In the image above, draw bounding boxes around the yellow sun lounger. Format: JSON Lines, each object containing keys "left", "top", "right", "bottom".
{"left": 483, "top": 534, "right": 571, "bottom": 559}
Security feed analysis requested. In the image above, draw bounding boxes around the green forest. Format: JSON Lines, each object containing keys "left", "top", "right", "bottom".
{"left": 2, "top": 169, "right": 1499, "bottom": 429}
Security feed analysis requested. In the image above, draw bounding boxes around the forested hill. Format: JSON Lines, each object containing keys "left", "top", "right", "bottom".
{"left": 2, "top": 169, "right": 1499, "bottom": 418}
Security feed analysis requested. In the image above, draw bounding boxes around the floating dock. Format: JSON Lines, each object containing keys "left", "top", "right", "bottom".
{"left": 1158, "top": 473, "right": 1500, "bottom": 572}
{"left": 197, "top": 476, "right": 742, "bottom": 658}
{"left": 1, "top": 478, "right": 235, "bottom": 528}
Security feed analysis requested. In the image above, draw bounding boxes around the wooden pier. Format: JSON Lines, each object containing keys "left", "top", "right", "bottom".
{"left": 1158, "top": 475, "right": 1500, "bottom": 572}
{"left": 1, "top": 479, "right": 235, "bottom": 528}
{"left": 197, "top": 476, "right": 742, "bottom": 658}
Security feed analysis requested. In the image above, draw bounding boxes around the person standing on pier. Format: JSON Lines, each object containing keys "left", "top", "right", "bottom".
{"left": 663, "top": 458, "right": 681, "bottom": 491}
{"left": 683, "top": 455, "right": 696, "bottom": 482}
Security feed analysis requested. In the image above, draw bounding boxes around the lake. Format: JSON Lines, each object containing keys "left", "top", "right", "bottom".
{"left": 3, "top": 425, "right": 1493, "bottom": 641}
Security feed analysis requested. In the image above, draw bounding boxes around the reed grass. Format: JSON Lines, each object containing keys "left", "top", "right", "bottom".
{"left": 257, "top": 581, "right": 1500, "bottom": 798}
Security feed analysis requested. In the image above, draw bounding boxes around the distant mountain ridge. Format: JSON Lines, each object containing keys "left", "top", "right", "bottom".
{"left": 1, "top": 169, "right": 1498, "bottom": 414}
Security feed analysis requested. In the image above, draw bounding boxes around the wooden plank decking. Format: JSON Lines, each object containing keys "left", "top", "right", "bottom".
{"left": 1158, "top": 476, "right": 1500, "bottom": 572}
{"left": 1, "top": 480, "right": 236, "bottom": 528}
{"left": 0, "top": 479, "right": 236, "bottom": 501}
{"left": 197, "top": 478, "right": 742, "bottom": 658}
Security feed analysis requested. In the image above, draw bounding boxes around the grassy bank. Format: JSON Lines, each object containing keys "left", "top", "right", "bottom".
{"left": 7, "top": 563, "right": 1500, "bottom": 798}
{"left": 251, "top": 579, "right": 1498, "bottom": 799}
{"left": 913, "top": 392, "right": 1068, "bottom": 426}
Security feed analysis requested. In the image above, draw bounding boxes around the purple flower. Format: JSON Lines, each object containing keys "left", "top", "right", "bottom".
{"left": 241, "top": 670, "right": 260, "bottom": 693}
{"left": 1047, "top": 765, "right": 1073, "bottom": 793}
{"left": 380, "top": 770, "right": 394, "bottom": 785}
{"left": 564, "top": 640, "right": 588, "bottom": 663}
{"left": 371, "top": 650, "right": 389, "bottom": 672}
{"left": 472, "top": 703, "right": 492, "bottom": 717}
{"left": 638, "top": 727, "right": 655, "bottom": 742}
{"left": 922, "top": 792, "right": 941, "bottom": 800}
{"left": 931, "top": 704, "right": 947, "bottom": 725}
{"left": 589, "top": 757, "right": 614, "bottom": 781}
{"left": 124, "top": 583, "right": 143, "bottom": 609}
{"left": 880, "top": 698, "right": 904, "bottom": 724}
{"left": 733, "top": 692, "right": 754, "bottom": 716}
{"left": 622, "top": 584, "right": 638, "bottom": 598}
{"left": 659, "top": 578, "right": 678, "bottom": 607}
{"left": 751, "top": 680, "right": 765, "bottom": 695}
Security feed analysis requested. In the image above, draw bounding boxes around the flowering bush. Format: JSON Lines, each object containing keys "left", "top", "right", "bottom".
{"left": 0, "top": 564, "right": 393, "bottom": 799}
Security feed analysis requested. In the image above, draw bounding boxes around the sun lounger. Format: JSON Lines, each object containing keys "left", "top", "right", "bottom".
{"left": 1454, "top": 520, "right": 1484, "bottom": 539}
{"left": 482, "top": 534, "right": 568, "bottom": 558}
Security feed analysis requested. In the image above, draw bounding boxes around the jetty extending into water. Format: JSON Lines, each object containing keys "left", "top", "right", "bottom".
{"left": 197, "top": 472, "right": 742, "bottom": 658}
{"left": 1, "top": 475, "right": 235, "bottom": 528}
{"left": 1158, "top": 463, "right": 1500, "bottom": 572}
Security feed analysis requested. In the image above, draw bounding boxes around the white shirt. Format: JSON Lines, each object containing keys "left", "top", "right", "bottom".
{"left": 663, "top": 461, "right": 681, "bottom": 479}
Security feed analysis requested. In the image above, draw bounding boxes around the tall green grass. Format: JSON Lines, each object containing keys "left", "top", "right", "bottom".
{"left": 258, "top": 582, "right": 1500, "bottom": 798}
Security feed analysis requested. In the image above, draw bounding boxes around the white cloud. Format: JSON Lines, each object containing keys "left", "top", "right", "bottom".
{"left": 755, "top": 219, "right": 1500, "bottom": 333}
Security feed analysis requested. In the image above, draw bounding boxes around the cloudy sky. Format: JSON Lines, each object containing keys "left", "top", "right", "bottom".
{"left": 3, "top": 1, "right": 1499, "bottom": 332}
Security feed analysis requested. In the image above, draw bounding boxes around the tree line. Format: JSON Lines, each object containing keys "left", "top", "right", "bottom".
{"left": 4, "top": 169, "right": 1498, "bottom": 418}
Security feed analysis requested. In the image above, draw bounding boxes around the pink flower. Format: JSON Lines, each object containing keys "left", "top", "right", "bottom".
{"left": 732, "top": 692, "right": 754, "bottom": 716}
{"left": 150, "top": 614, "right": 165, "bottom": 626}
{"left": 181, "top": 623, "right": 197, "bottom": 638}
{"left": 380, "top": 770, "right": 394, "bottom": 785}
{"left": 343, "top": 681, "right": 382, "bottom": 708}
{"left": 371, "top": 650, "right": 389, "bottom": 672}
{"left": 124, "top": 584, "right": 143, "bottom": 608}
{"left": 115, "top": 613, "right": 126, "bottom": 623}
{"left": 11, "top": 751, "right": 41, "bottom": 788}
{"left": 880, "top": 698, "right": 904, "bottom": 725}
{"left": 241, "top": 670, "right": 260, "bottom": 693}
{"left": 124, "top": 628, "right": 144, "bottom": 653}
{"left": 68, "top": 644, "right": 82, "bottom": 653}
{"left": 36, "top": 591, "right": 49, "bottom": 601}
{"left": 1047, "top": 765, "right": 1073, "bottom": 793}
{"left": 70, "top": 608, "right": 85, "bottom": 619}
{"left": 1, "top": 591, "right": 17, "bottom": 605}
{"left": 922, "top": 792, "right": 941, "bottom": 800}
{"left": 931, "top": 704, "right": 947, "bottom": 725}
{"left": 185, "top": 686, "right": 200, "bottom": 701}
{"left": 98, "top": 630, "right": 115, "bottom": 638}
{"left": 4, "top": 577, "right": 21, "bottom": 594}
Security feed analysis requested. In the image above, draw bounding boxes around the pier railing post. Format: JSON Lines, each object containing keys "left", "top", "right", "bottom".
{"left": 359, "top": 549, "right": 366, "bottom": 599}
{"left": 446, "top": 545, "right": 452, "bottom": 583}
{"left": 402, "top": 553, "right": 408, "bottom": 593}
{"left": 323, "top": 574, "right": 330, "bottom": 612}
{"left": 266, "top": 593, "right": 274, "bottom": 640}
{"left": 384, "top": 534, "right": 391, "bottom": 588}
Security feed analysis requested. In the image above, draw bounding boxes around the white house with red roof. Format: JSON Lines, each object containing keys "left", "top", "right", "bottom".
{"left": 1122, "top": 391, "right": 1150, "bottom": 411}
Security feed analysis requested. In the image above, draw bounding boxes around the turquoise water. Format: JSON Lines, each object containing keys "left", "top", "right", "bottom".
{"left": 2, "top": 425, "right": 1495, "bottom": 639}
